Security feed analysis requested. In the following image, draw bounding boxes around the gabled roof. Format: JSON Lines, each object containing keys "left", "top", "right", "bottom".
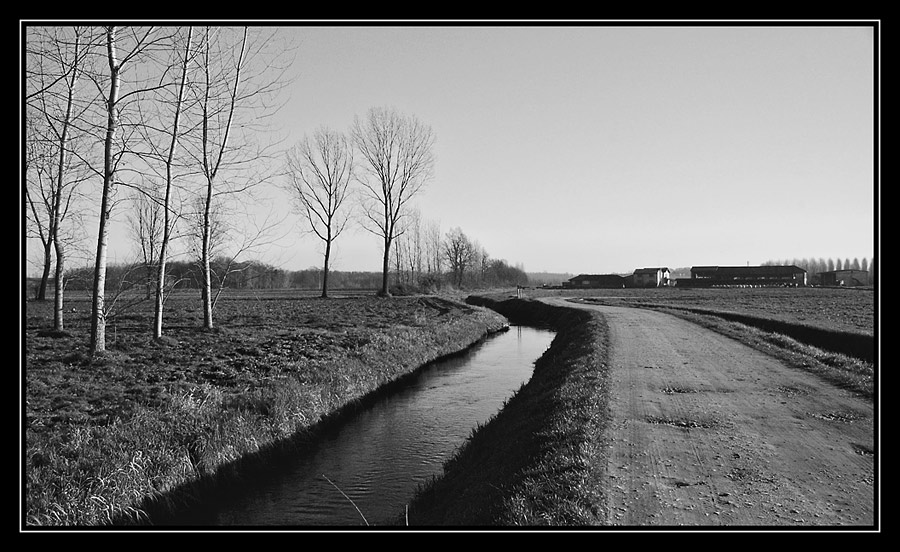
{"left": 634, "top": 267, "right": 669, "bottom": 275}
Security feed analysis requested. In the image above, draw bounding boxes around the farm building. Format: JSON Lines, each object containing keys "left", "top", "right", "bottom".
{"left": 817, "top": 269, "right": 869, "bottom": 287}
{"left": 563, "top": 274, "right": 627, "bottom": 289}
{"left": 678, "top": 265, "right": 807, "bottom": 287}
{"left": 632, "top": 267, "right": 670, "bottom": 288}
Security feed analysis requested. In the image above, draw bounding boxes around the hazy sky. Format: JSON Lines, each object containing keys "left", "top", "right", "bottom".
{"left": 26, "top": 23, "right": 879, "bottom": 276}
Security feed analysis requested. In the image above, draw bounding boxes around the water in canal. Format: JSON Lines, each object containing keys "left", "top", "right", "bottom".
{"left": 184, "top": 325, "right": 555, "bottom": 527}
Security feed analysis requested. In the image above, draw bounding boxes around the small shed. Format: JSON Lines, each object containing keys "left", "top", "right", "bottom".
{"left": 818, "top": 269, "right": 868, "bottom": 287}
{"left": 632, "top": 267, "right": 670, "bottom": 288}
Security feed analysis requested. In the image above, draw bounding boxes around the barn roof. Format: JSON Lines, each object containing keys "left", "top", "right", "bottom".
{"left": 634, "top": 267, "right": 669, "bottom": 275}
{"left": 692, "top": 265, "right": 806, "bottom": 276}
{"left": 817, "top": 269, "right": 867, "bottom": 276}
{"left": 569, "top": 273, "right": 625, "bottom": 281}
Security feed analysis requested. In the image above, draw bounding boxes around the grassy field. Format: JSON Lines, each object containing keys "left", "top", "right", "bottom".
{"left": 22, "top": 285, "right": 877, "bottom": 528}
{"left": 23, "top": 291, "right": 507, "bottom": 527}
{"left": 521, "top": 286, "right": 875, "bottom": 336}
{"left": 521, "top": 286, "right": 876, "bottom": 398}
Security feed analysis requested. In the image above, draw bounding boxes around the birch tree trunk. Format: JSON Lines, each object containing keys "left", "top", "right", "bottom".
{"left": 197, "top": 26, "right": 248, "bottom": 330}
{"left": 53, "top": 242, "right": 65, "bottom": 331}
{"left": 89, "top": 26, "right": 121, "bottom": 355}
{"left": 153, "top": 27, "right": 193, "bottom": 339}
{"left": 50, "top": 32, "right": 79, "bottom": 331}
{"left": 37, "top": 244, "right": 52, "bottom": 300}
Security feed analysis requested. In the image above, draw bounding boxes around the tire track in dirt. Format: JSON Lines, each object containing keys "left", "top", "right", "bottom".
{"left": 542, "top": 299, "right": 876, "bottom": 527}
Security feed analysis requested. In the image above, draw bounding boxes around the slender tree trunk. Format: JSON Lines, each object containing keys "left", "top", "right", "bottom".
{"left": 380, "top": 237, "right": 392, "bottom": 297}
{"left": 154, "top": 256, "right": 167, "bottom": 337}
{"left": 37, "top": 244, "right": 52, "bottom": 300}
{"left": 201, "top": 181, "right": 214, "bottom": 329}
{"left": 154, "top": 27, "right": 192, "bottom": 339}
{"left": 90, "top": 26, "right": 120, "bottom": 355}
{"left": 53, "top": 242, "right": 65, "bottom": 331}
{"left": 199, "top": 26, "right": 247, "bottom": 330}
{"left": 322, "top": 236, "right": 331, "bottom": 299}
{"left": 51, "top": 53, "right": 75, "bottom": 328}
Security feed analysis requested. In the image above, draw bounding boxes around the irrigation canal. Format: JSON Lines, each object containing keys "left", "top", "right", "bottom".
{"left": 171, "top": 325, "right": 555, "bottom": 527}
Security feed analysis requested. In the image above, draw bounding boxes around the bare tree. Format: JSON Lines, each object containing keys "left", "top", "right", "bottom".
{"left": 443, "top": 227, "right": 475, "bottom": 288}
{"left": 185, "top": 194, "right": 285, "bottom": 312}
{"left": 351, "top": 106, "right": 435, "bottom": 296}
{"left": 391, "top": 207, "right": 426, "bottom": 289}
{"left": 284, "top": 127, "right": 354, "bottom": 298}
{"left": 125, "top": 185, "right": 164, "bottom": 297}
{"left": 129, "top": 26, "right": 196, "bottom": 338}
{"left": 188, "top": 26, "right": 293, "bottom": 329}
{"left": 424, "top": 218, "right": 443, "bottom": 277}
{"left": 24, "top": 26, "right": 95, "bottom": 331}
{"left": 152, "top": 26, "right": 194, "bottom": 338}
{"left": 476, "top": 243, "right": 490, "bottom": 286}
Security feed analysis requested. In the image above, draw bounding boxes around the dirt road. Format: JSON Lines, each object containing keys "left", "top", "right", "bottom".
{"left": 542, "top": 298, "right": 876, "bottom": 528}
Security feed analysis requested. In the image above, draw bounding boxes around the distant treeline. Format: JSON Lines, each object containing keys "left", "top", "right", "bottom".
{"left": 52, "top": 256, "right": 529, "bottom": 293}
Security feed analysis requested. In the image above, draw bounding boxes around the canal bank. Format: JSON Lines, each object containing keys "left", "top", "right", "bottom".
{"left": 177, "top": 325, "right": 556, "bottom": 526}
{"left": 26, "top": 296, "right": 510, "bottom": 527}
{"left": 134, "top": 298, "right": 512, "bottom": 527}
{"left": 399, "top": 296, "right": 612, "bottom": 526}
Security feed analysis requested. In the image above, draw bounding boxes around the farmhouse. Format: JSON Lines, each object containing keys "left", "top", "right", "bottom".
{"left": 817, "top": 269, "right": 869, "bottom": 287}
{"left": 563, "top": 274, "right": 627, "bottom": 289}
{"left": 632, "top": 267, "right": 670, "bottom": 288}
{"left": 679, "top": 265, "right": 807, "bottom": 287}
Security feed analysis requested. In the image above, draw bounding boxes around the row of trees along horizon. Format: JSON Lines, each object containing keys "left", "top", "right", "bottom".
{"left": 25, "top": 26, "right": 527, "bottom": 355}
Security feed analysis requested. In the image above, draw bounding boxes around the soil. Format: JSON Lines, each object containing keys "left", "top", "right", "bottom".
{"left": 542, "top": 298, "right": 876, "bottom": 527}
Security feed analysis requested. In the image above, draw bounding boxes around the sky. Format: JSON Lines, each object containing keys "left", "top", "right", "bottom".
{"left": 24, "top": 22, "right": 879, "bottom": 277}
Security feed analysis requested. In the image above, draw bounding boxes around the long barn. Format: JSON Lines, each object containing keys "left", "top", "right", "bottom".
{"left": 678, "top": 265, "right": 807, "bottom": 287}
{"left": 563, "top": 274, "right": 627, "bottom": 289}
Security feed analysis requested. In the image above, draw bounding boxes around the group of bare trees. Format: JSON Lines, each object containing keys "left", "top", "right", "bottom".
{"left": 25, "top": 25, "right": 294, "bottom": 354}
{"left": 282, "top": 107, "right": 532, "bottom": 297}
{"left": 25, "top": 25, "right": 530, "bottom": 356}
{"left": 282, "top": 106, "right": 436, "bottom": 298}
{"left": 391, "top": 222, "right": 526, "bottom": 291}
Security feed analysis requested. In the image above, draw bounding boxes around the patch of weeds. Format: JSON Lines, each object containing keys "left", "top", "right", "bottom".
{"left": 646, "top": 415, "right": 717, "bottom": 429}
{"left": 661, "top": 386, "right": 697, "bottom": 395}
{"left": 725, "top": 467, "right": 758, "bottom": 481}
{"left": 36, "top": 329, "right": 73, "bottom": 338}
{"left": 776, "top": 385, "right": 810, "bottom": 397}
{"left": 810, "top": 410, "right": 868, "bottom": 424}
{"left": 61, "top": 351, "right": 92, "bottom": 366}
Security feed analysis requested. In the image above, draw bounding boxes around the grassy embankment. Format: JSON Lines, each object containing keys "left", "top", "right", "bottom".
{"left": 24, "top": 294, "right": 508, "bottom": 527}
{"left": 399, "top": 296, "right": 612, "bottom": 526}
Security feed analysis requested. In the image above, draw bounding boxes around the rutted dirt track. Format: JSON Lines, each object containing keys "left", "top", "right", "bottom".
{"left": 542, "top": 298, "right": 876, "bottom": 527}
